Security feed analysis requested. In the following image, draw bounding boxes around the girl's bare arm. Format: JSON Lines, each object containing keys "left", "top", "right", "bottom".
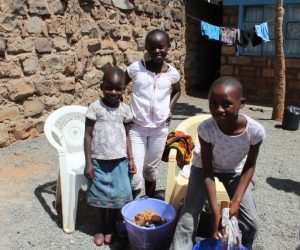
{"left": 230, "top": 142, "right": 262, "bottom": 217}
{"left": 199, "top": 136, "right": 220, "bottom": 239}
{"left": 84, "top": 118, "right": 95, "bottom": 180}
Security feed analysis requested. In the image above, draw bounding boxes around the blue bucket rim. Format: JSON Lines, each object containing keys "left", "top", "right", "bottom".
{"left": 121, "top": 197, "right": 176, "bottom": 231}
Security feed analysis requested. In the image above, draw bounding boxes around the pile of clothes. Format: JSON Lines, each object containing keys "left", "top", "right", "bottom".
{"left": 200, "top": 21, "right": 270, "bottom": 48}
{"left": 132, "top": 210, "right": 167, "bottom": 228}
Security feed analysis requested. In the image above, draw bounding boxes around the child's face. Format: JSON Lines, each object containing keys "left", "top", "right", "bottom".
{"left": 145, "top": 33, "right": 169, "bottom": 63}
{"left": 101, "top": 74, "right": 125, "bottom": 105}
{"left": 209, "top": 85, "right": 244, "bottom": 126}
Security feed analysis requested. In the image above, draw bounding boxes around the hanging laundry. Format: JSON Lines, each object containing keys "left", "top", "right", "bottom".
{"left": 200, "top": 21, "right": 220, "bottom": 41}
{"left": 239, "top": 26, "right": 262, "bottom": 47}
{"left": 254, "top": 22, "right": 270, "bottom": 43}
{"left": 220, "top": 27, "right": 240, "bottom": 45}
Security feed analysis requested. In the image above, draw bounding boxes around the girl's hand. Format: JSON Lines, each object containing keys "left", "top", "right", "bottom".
{"left": 84, "top": 165, "right": 94, "bottom": 180}
{"left": 166, "top": 112, "right": 172, "bottom": 126}
{"left": 212, "top": 211, "right": 221, "bottom": 240}
{"left": 229, "top": 200, "right": 240, "bottom": 218}
{"left": 128, "top": 158, "right": 137, "bottom": 174}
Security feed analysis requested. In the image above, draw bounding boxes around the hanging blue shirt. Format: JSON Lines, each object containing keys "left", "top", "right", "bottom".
{"left": 254, "top": 22, "right": 270, "bottom": 43}
{"left": 200, "top": 21, "right": 220, "bottom": 41}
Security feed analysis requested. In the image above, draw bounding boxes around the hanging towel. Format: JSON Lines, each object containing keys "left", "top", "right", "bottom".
{"left": 254, "top": 22, "right": 270, "bottom": 43}
{"left": 200, "top": 21, "right": 220, "bottom": 41}
{"left": 162, "top": 130, "right": 195, "bottom": 170}
{"left": 239, "top": 26, "right": 262, "bottom": 47}
{"left": 220, "top": 27, "right": 240, "bottom": 45}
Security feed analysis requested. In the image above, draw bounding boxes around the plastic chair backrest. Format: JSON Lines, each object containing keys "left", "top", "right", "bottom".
{"left": 44, "top": 105, "right": 87, "bottom": 154}
{"left": 176, "top": 114, "right": 211, "bottom": 144}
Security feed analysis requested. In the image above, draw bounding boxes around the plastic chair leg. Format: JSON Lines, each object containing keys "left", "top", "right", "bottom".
{"left": 55, "top": 170, "right": 62, "bottom": 209}
{"left": 63, "top": 172, "right": 86, "bottom": 233}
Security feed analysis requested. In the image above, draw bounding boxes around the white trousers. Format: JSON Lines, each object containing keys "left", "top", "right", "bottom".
{"left": 129, "top": 124, "right": 168, "bottom": 190}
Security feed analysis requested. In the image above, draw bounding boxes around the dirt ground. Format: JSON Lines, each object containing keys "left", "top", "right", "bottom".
{"left": 0, "top": 96, "right": 299, "bottom": 250}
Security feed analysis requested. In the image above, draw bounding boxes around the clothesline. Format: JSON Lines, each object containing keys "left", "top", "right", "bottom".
{"left": 184, "top": 12, "right": 274, "bottom": 26}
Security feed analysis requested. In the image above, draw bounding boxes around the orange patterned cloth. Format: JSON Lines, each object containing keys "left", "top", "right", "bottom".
{"left": 162, "top": 130, "right": 195, "bottom": 169}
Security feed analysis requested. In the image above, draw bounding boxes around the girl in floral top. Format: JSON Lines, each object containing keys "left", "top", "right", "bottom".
{"left": 84, "top": 67, "right": 136, "bottom": 246}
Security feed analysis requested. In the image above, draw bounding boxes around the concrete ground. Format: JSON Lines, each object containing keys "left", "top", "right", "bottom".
{"left": 0, "top": 96, "right": 299, "bottom": 250}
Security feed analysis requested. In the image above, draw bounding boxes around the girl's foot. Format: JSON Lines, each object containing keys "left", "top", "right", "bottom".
{"left": 104, "top": 234, "right": 113, "bottom": 244}
{"left": 94, "top": 233, "right": 104, "bottom": 246}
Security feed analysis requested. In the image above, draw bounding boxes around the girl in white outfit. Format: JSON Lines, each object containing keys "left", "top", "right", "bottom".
{"left": 125, "top": 29, "right": 181, "bottom": 198}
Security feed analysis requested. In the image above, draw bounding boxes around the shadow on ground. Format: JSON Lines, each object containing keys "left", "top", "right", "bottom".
{"left": 173, "top": 102, "right": 207, "bottom": 120}
{"left": 34, "top": 181, "right": 95, "bottom": 236}
{"left": 266, "top": 177, "right": 300, "bottom": 196}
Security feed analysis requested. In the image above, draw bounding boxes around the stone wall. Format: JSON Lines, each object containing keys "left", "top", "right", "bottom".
{"left": 0, "top": 0, "right": 186, "bottom": 147}
{"left": 220, "top": 6, "right": 300, "bottom": 106}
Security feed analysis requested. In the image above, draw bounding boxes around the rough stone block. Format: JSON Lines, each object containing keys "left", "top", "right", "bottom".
{"left": 0, "top": 13, "right": 17, "bottom": 31}
{"left": 0, "top": 123, "right": 10, "bottom": 147}
{"left": 28, "top": 0, "right": 50, "bottom": 15}
{"left": 0, "top": 38, "right": 6, "bottom": 58}
{"left": 101, "top": 39, "right": 117, "bottom": 50}
{"left": 136, "top": 38, "right": 145, "bottom": 51}
{"left": 99, "top": 20, "right": 112, "bottom": 32}
{"left": 8, "top": 80, "right": 35, "bottom": 101}
{"left": 116, "top": 40, "right": 129, "bottom": 52}
{"left": 171, "top": 9, "right": 182, "bottom": 21}
{"left": 0, "top": 2, "right": 10, "bottom": 12}
{"left": 62, "top": 93, "right": 74, "bottom": 105}
{"left": 44, "top": 96, "right": 60, "bottom": 109}
{"left": 23, "top": 98, "right": 44, "bottom": 117}
{"left": 22, "top": 57, "right": 39, "bottom": 75}
{"left": 162, "top": 7, "right": 172, "bottom": 19}
{"left": 99, "top": 0, "right": 111, "bottom": 4}
{"left": 7, "top": 37, "right": 33, "bottom": 54}
{"left": 13, "top": 122, "right": 33, "bottom": 140}
{"left": 39, "top": 55, "right": 65, "bottom": 75}
{"left": 94, "top": 55, "right": 114, "bottom": 69}
{"left": 26, "top": 16, "right": 44, "bottom": 34}
{"left": 113, "top": 51, "right": 124, "bottom": 65}
{"left": 34, "top": 38, "right": 52, "bottom": 53}
{"left": 48, "top": 0, "right": 66, "bottom": 15}
{"left": 0, "top": 105, "right": 20, "bottom": 122}
{"left": 124, "top": 51, "right": 143, "bottom": 65}
{"left": 0, "top": 61, "right": 22, "bottom": 78}
{"left": 63, "top": 53, "right": 76, "bottom": 75}
{"left": 34, "top": 79, "right": 53, "bottom": 95}
{"left": 52, "top": 37, "right": 70, "bottom": 51}
{"left": 111, "top": 27, "right": 122, "bottom": 40}
{"left": 55, "top": 77, "right": 76, "bottom": 92}
{"left": 132, "top": 28, "right": 145, "bottom": 38}
{"left": 82, "top": 68, "right": 102, "bottom": 88}
{"left": 10, "top": 0, "right": 27, "bottom": 15}
{"left": 47, "top": 17, "right": 66, "bottom": 35}
{"left": 83, "top": 88, "right": 100, "bottom": 103}
{"left": 88, "top": 38, "right": 101, "bottom": 52}
{"left": 81, "top": 18, "right": 98, "bottom": 36}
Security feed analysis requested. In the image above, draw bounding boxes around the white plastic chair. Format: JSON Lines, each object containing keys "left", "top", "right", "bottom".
{"left": 44, "top": 105, "right": 88, "bottom": 233}
{"left": 165, "top": 114, "right": 230, "bottom": 212}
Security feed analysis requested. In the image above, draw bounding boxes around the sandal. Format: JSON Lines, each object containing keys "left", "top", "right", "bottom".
{"left": 94, "top": 233, "right": 104, "bottom": 246}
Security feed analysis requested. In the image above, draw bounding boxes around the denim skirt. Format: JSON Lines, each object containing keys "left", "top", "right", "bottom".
{"left": 87, "top": 158, "right": 133, "bottom": 209}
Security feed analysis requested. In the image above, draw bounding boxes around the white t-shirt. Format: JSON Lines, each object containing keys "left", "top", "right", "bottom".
{"left": 86, "top": 100, "right": 133, "bottom": 160}
{"left": 127, "top": 60, "right": 180, "bottom": 128}
{"left": 192, "top": 115, "right": 266, "bottom": 173}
